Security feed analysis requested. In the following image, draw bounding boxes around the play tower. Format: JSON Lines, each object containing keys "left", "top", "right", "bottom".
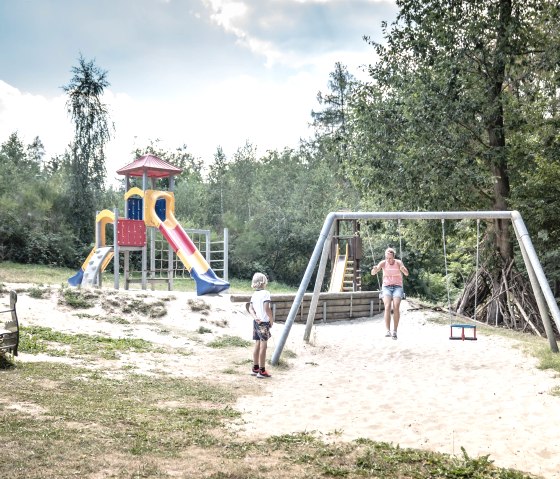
{"left": 68, "top": 154, "right": 230, "bottom": 295}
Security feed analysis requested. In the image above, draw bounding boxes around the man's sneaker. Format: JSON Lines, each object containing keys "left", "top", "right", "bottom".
{"left": 392, "top": 331, "right": 398, "bottom": 340}
{"left": 385, "top": 330, "right": 392, "bottom": 337}
{"left": 251, "top": 366, "right": 259, "bottom": 376}
{"left": 257, "top": 370, "right": 271, "bottom": 378}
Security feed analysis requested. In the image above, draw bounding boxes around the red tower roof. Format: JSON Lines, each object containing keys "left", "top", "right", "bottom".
{"left": 116, "top": 154, "right": 183, "bottom": 178}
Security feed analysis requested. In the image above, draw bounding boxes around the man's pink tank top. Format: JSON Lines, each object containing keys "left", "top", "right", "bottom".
{"left": 382, "top": 260, "right": 402, "bottom": 286}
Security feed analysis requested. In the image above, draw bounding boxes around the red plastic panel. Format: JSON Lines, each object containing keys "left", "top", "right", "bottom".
{"left": 117, "top": 219, "right": 146, "bottom": 247}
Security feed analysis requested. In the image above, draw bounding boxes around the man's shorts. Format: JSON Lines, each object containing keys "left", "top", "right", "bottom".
{"left": 253, "top": 321, "right": 271, "bottom": 341}
{"left": 381, "top": 285, "right": 405, "bottom": 299}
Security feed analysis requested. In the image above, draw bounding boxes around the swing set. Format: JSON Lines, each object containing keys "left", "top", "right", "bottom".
{"left": 272, "top": 210, "right": 560, "bottom": 366}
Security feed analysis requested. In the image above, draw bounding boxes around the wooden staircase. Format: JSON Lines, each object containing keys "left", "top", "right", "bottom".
{"left": 342, "top": 259, "right": 361, "bottom": 292}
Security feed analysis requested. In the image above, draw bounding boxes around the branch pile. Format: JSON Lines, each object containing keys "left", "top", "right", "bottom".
{"left": 454, "top": 259, "right": 559, "bottom": 339}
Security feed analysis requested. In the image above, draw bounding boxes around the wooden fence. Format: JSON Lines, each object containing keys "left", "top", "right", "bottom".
{"left": 230, "top": 291, "right": 383, "bottom": 323}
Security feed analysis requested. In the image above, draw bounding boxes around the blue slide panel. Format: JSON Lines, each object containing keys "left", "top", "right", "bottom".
{"left": 68, "top": 269, "right": 84, "bottom": 286}
{"left": 190, "top": 269, "right": 230, "bottom": 296}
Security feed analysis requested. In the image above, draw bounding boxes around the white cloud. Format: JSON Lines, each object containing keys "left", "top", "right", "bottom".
{"left": 0, "top": 80, "right": 72, "bottom": 158}
{"left": 204, "top": 0, "right": 248, "bottom": 32}
{"left": 102, "top": 70, "right": 319, "bottom": 181}
{"left": 1, "top": 0, "right": 393, "bottom": 187}
{"left": 2, "top": 45, "right": 375, "bottom": 187}
{"left": 0, "top": 74, "right": 319, "bottom": 186}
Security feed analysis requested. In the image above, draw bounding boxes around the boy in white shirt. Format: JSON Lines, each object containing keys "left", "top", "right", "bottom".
{"left": 248, "top": 272, "right": 274, "bottom": 378}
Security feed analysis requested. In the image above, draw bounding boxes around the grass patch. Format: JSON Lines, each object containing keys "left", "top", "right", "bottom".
{"left": 108, "top": 316, "right": 132, "bottom": 324}
{"left": 535, "top": 345, "right": 560, "bottom": 373}
{"left": 59, "top": 287, "right": 99, "bottom": 308}
{"left": 19, "top": 325, "right": 153, "bottom": 359}
{"left": 207, "top": 335, "right": 252, "bottom": 349}
{"left": 56, "top": 286, "right": 170, "bottom": 318}
{"left": 120, "top": 298, "right": 168, "bottom": 317}
{"left": 26, "top": 285, "right": 51, "bottom": 299}
{"left": 0, "top": 361, "right": 242, "bottom": 475}
{"left": 0, "top": 261, "right": 76, "bottom": 284}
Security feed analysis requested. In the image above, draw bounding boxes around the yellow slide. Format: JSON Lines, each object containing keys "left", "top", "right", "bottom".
{"left": 329, "top": 243, "right": 348, "bottom": 292}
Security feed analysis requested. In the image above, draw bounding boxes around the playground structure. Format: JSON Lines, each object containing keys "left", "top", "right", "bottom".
{"left": 68, "top": 155, "right": 230, "bottom": 296}
{"left": 271, "top": 210, "right": 560, "bottom": 365}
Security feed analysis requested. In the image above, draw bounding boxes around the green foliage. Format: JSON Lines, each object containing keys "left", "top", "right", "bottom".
{"left": 202, "top": 144, "right": 357, "bottom": 285}
{"left": 0, "top": 133, "right": 79, "bottom": 267}
{"left": 2, "top": 1, "right": 560, "bottom": 296}
{"left": 27, "top": 285, "right": 50, "bottom": 299}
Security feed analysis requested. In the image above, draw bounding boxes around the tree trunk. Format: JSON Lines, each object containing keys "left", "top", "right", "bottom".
{"left": 487, "top": 0, "right": 514, "bottom": 263}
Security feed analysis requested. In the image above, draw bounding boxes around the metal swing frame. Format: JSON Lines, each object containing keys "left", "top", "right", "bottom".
{"left": 272, "top": 211, "right": 560, "bottom": 365}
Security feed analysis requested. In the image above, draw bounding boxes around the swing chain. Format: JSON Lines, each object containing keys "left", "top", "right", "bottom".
{"left": 441, "top": 219, "right": 453, "bottom": 319}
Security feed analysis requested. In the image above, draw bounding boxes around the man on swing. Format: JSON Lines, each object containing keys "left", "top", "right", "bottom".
{"left": 371, "top": 247, "right": 409, "bottom": 340}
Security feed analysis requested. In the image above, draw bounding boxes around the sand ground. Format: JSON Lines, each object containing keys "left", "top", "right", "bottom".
{"left": 2, "top": 284, "right": 559, "bottom": 478}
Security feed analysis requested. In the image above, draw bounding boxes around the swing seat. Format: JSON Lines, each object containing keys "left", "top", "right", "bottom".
{"left": 449, "top": 323, "right": 477, "bottom": 341}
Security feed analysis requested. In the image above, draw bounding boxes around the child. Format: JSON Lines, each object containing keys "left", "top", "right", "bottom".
{"left": 248, "top": 272, "right": 273, "bottom": 378}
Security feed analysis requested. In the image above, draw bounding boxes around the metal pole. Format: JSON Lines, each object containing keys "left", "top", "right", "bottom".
{"left": 114, "top": 208, "right": 119, "bottom": 290}
{"left": 512, "top": 223, "right": 558, "bottom": 352}
{"left": 223, "top": 228, "right": 229, "bottom": 282}
{"left": 205, "top": 231, "right": 211, "bottom": 263}
{"left": 303, "top": 225, "right": 334, "bottom": 342}
{"left": 511, "top": 211, "right": 560, "bottom": 349}
{"left": 271, "top": 213, "right": 336, "bottom": 365}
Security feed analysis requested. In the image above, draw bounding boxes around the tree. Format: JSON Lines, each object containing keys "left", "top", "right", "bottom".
{"left": 311, "top": 62, "right": 356, "bottom": 166}
{"left": 27, "top": 136, "right": 45, "bottom": 169}
{"left": 347, "top": 0, "right": 560, "bottom": 332}
{"left": 63, "top": 55, "right": 113, "bottom": 243}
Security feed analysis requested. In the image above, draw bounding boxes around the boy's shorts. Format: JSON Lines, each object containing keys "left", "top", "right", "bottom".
{"left": 381, "top": 285, "right": 405, "bottom": 299}
{"left": 253, "top": 321, "right": 271, "bottom": 341}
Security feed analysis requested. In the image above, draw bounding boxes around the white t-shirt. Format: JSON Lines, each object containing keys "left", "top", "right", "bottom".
{"left": 250, "top": 289, "right": 271, "bottom": 323}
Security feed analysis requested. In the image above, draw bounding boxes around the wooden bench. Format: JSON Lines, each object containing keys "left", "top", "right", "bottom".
{"left": 0, "top": 290, "right": 20, "bottom": 356}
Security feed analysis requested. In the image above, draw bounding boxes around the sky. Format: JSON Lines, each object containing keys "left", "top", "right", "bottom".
{"left": 0, "top": 0, "right": 397, "bottom": 184}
